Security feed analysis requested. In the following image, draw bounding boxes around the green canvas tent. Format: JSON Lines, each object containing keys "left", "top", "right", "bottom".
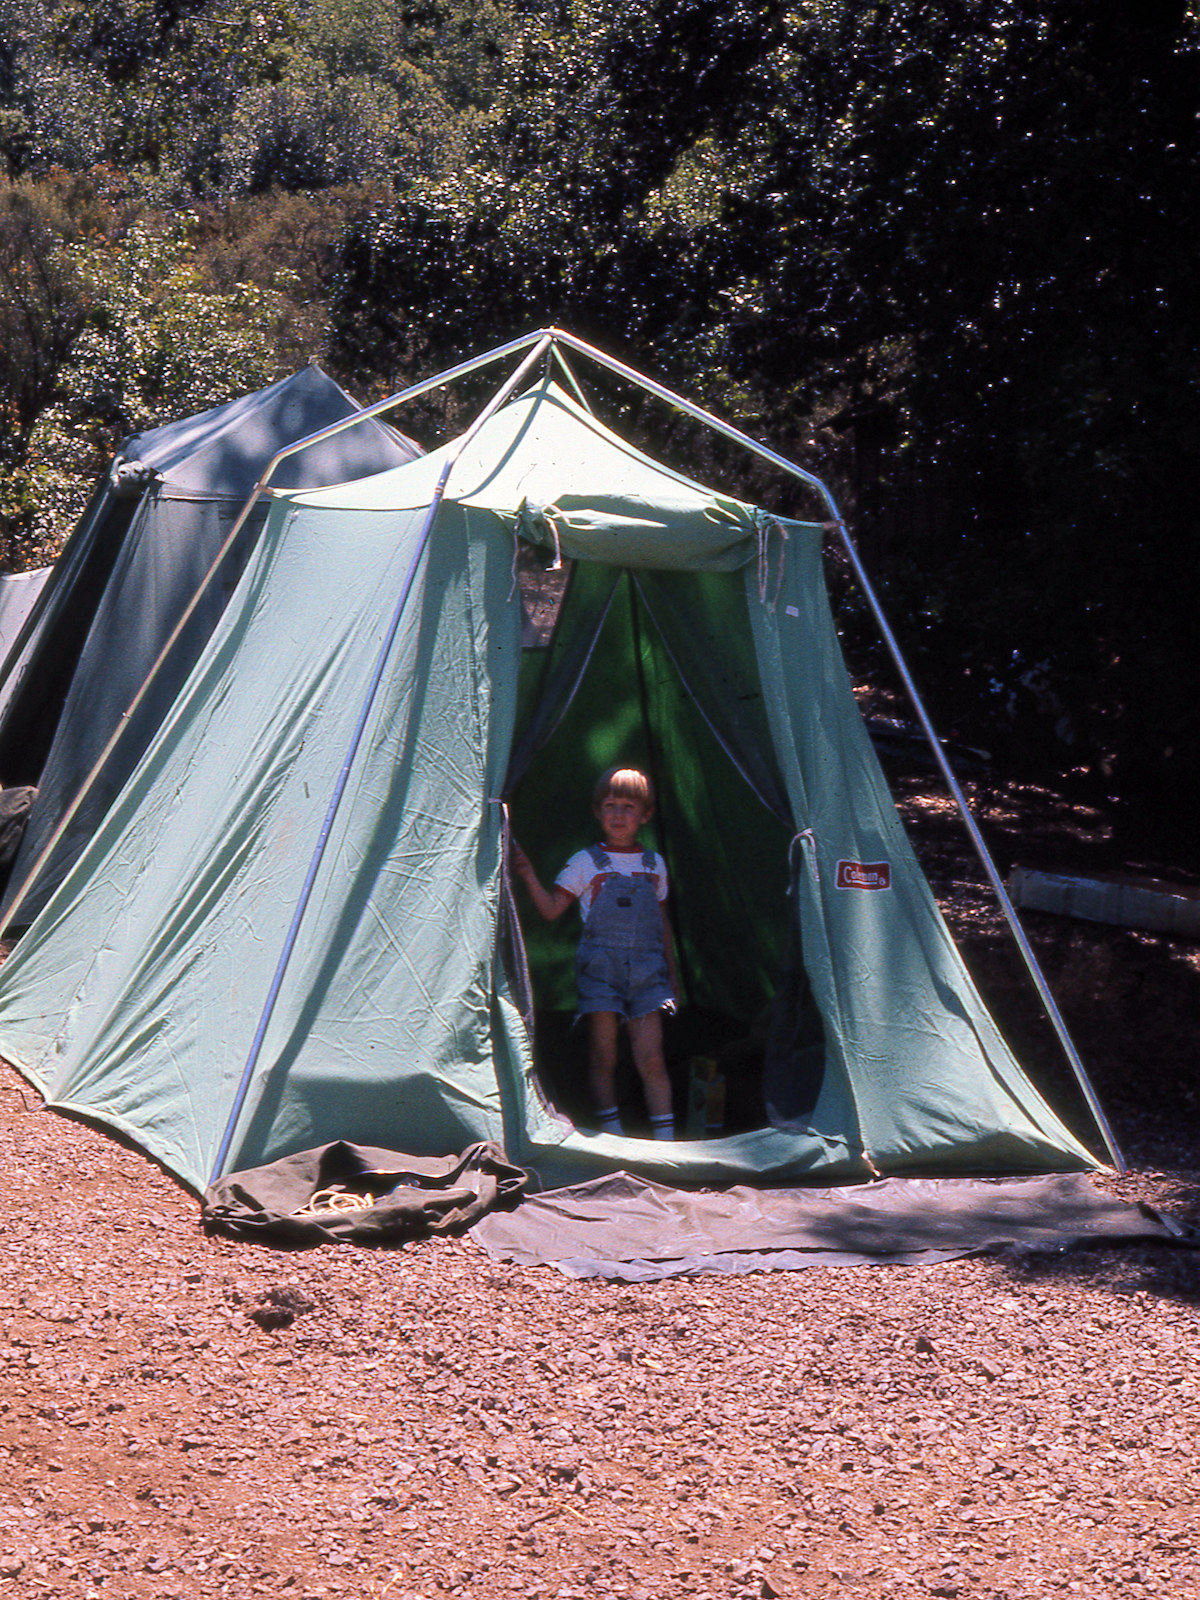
{"left": 0, "top": 365, "right": 420, "bottom": 923}
{"left": 0, "top": 334, "right": 1114, "bottom": 1194}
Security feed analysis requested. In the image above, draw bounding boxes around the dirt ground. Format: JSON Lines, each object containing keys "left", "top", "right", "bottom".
{"left": 0, "top": 767, "right": 1198, "bottom": 1600}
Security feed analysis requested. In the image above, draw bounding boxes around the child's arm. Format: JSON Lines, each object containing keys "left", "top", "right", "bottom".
{"left": 511, "top": 841, "right": 575, "bottom": 922}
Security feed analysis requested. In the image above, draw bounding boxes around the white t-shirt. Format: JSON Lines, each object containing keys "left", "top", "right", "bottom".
{"left": 555, "top": 846, "right": 669, "bottom": 923}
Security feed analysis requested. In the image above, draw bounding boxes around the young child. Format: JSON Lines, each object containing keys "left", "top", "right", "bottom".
{"left": 511, "top": 766, "right": 679, "bottom": 1139}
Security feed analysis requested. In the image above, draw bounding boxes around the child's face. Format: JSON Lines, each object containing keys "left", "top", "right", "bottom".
{"left": 594, "top": 792, "right": 652, "bottom": 850}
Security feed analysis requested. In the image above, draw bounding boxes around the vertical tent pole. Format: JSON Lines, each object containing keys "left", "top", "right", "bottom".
{"left": 532, "top": 330, "right": 1125, "bottom": 1173}
{"left": 825, "top": 514, "right": 1127, "bottom": 1173}
{"left": 208, "top": 333, "right": 554, "bottom": 1185}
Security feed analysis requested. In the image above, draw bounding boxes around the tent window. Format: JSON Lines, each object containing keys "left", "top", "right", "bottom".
{"left": 517, "top": 544, "right": 571, "bottom": 649}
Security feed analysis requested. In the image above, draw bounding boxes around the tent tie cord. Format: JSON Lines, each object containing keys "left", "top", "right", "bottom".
{"left": 494, "top": 801, "right": 537, "bottom": 1038}
{"left": 792, "top": 829, "right": 819, "bottom": 883}
{"left": 508, "top": 533, "right": 520, "bottom": 603}
{"left": 512, "top": 503, "right": 565, "bottom": 591}
{"left": 546, "top": 511, "right": 564, "bottom": 571}
{"left": 292, "top": 1185, "right": 378, "bottom": 1216}
{"left": 755, "top": 512, "right": 788, "bottom": 609}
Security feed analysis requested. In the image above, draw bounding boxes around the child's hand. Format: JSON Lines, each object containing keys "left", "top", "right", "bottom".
{"left": 509, "top": 840, "right": 533, "bottom": 880}
{"left": 510, "top": 845, "right": 573, "bottom": 922}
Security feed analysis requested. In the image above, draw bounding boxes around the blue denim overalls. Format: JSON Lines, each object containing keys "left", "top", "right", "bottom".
{"left": 575, "top": 845, "right": 674, "bottom": 1020}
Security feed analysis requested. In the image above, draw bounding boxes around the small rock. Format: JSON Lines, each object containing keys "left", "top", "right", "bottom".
{"left": 249, "top": 1286, "right": 316, "bottom": 1331}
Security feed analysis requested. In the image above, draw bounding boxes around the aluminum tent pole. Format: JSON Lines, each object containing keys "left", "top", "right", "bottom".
{"left": 0, "top": 333, "right": 555, "bottom": 941}
{"left": 547, "top": 346, "right": 596, "bottom": 415}
{"left": 824, "top": 514, "right": 1126, "bottom": 1172}
{"left": 208, "top": 332, "right": 554, "bottom": 1186}
{"left": 533, "top": 329, "right": 1124, "bottom": 1171}
{"left": 230, "top": 329, "right": 558, "bottom": 518}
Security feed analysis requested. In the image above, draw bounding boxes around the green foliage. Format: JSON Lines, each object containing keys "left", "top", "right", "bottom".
{"left": 330, "top": 0, "right": 784, "bottom": 389}
{"left": 0, "top": 177, "right": 94, "bottom": 457}
{"left": 328, "top": 0, "right": 1200, "bottom": 849}
{"left": 213, "top": 0, "right": 514, "bottom": 195}
{"left": 1, "top": 0, "right": 1199, "bottom": 851}
{"left": 389, "top": 0, "right": 515, "bottom": 111}
{"left": 0, "top": 0, "right": 299, "bottom": 184}
{"left": 301, "top": 0, "right": 513, "bottom": 104}
{"left": 768, "top": 0, "right": 1200, "bottom": 842}
{"left": 67, "top": 216, "right": 282, "bottom": 431}
{"left": 305, "top": 0, "right": 403, "bottom": 77}
{"left": 0, "top": 0, "right": 512, "bottom": 197}
{"left": 220, "top": 61, "right": 402, "bottom": 193}
{"left": 191, "top": 184, "right": 394, "bottom": 366}
{"left": 0, "top": 174, "right": 103, "bottom": 566}
{"left": 3, "top": 192, "right": 286, "bottom": 567}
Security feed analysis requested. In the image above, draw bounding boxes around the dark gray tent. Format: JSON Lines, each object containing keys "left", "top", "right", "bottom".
{"left": 0, "top": 366, "right": 420, "bottom": 921}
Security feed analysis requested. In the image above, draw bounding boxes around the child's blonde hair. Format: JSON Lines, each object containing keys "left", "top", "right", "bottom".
{"left": 593, "top": 766, "right": 655, "bottom": 807}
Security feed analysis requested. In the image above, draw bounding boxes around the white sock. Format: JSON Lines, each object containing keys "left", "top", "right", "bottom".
{"left": 595, "top": 1105, "right": 622, "bottom": 1132}
{"left": 649, "top": 1113, "right": 674, "bottom": 1141}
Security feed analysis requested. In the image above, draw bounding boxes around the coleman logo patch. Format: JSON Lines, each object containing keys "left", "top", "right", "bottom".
{"left": 836, "top": 860, "right": 892, "bottom": 891}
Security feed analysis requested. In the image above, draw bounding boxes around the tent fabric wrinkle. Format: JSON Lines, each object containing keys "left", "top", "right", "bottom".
{"left": 0, "top": 370, "right": 1106, "bottom": 1200}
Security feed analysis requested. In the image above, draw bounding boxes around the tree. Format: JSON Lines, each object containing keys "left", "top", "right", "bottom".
{"left": 0, "top": 0, "right": 512, "bottom": 199}
{"left": 328, "top": 0, "right": 786, "bottom": 397}
{"left": 0, "top": 0, "right": 299, "bottom": 186}
{"left": 329, "top": 0, "right": 1200, "bottom": 855}
{"left": 12, "top": 198, "right": 287, "bottom": 567}
{"left": 0, "top": 176, "right": 101, "bottom": 566}
{"left": 765, "top": 1, "right": 1200, "bottom": 851}
{"left": 0, "top": 182, "right": 91, "bottom": 455}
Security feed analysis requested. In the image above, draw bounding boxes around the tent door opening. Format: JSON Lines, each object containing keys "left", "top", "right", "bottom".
{"left": 504, "top": 557, "right": 826, "bottom": 1138}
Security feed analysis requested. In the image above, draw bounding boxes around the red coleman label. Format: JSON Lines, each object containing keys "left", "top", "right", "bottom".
{"left": 835, "top": 860, "right": 892, "bottom": 891}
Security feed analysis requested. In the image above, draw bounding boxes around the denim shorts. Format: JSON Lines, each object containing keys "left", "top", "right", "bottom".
{"left": 575, "top": 942, "right": 674, "bottom": 1021}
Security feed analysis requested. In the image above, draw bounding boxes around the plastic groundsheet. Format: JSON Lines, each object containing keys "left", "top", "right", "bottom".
{"left": 468, "top": 1171, "right": 1196, "bottom": 1281}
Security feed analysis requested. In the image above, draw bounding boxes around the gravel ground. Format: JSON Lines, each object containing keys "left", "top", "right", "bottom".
{"left": 0, "top": 1059, "right": 1197, "bottom": 1600}
{"left": 1, "top": 764, "right": 1198, "bottom": 1600}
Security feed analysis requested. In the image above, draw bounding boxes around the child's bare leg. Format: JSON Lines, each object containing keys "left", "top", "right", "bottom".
{"left": 628, "top": 1012, "right": 674, "bottom": 1136}
{"left": 587, "top": 1011, "right": 621, "bottom": 1119}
